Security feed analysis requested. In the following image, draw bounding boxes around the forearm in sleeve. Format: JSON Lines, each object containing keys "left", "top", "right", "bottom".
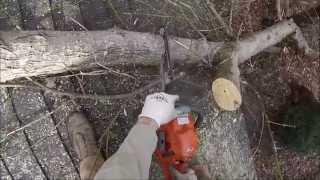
{"left": 94, "top": 121, "right": 158, "bottom": 180}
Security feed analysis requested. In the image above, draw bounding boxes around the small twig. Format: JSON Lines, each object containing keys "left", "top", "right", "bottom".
{"left": 177, "top": 1, "right": 202, "bottom": 25}
{"left": 207, "top": 0, "right": 233, "bottom": 37}
{"left": 0, "top": 104, "right": 65, "bottom": 144}
{"left": 251, "top": 112, "right": 265, "bottom": 158}
{"left": 166, "top": 0, "right": 206, "bottom": 39}
{"left": 121, "top": 12, "right": 172, "bottom": 18}
{"left": 173, "top": 39, "right": 211, "bottom": 64}
{"left": 284, "top": 0, "right": 290, "bottom": 18}
{"left": 87, "top": 111, "right": 121, "bottom": 178}
{"left": 67, "top": 16, "right": 89, "bottom": 31}
{"left": 235, "top": 0, "right": 253, "bottom": 38}
{"left": 0, "top": 78, "right": 158, "bottom": 101}
{"left": 0, "top": 84, "right": 26, "bottom": 88}
{"left": 277, "top": 0, "right": 283, "bottom": 21}
{"left": 133, "top": 0, "right": 170, "bottom": 30}
{"left": 99, "top": 111, "right": 121, "bottom": 158}
{"left": 236, "top": 21, "right": 244, "bottom": 40}
{"left": 242, "top": 81, "right": 265, "bottom": 158}
{"left": 96, "top": 63, "right": 136, "bottom": 79}
{"left": 106, "top": 0, "right": 127, "bottom": 28}
{"left": 243, "top": 80, "right": 283, "bottom": 179}
{"left": 268, "top": 120, "right": 296, "bottom": 128}
{"left": 229, "top": 0, "right": 234, "bottom": 31}
{"left": 73, "top": 74, "right": 86, "bottom": 95}
{"left": 24, "top": 76, "right": 164, "bottom": 101}
{"left": 58, "top": 70, "right": 110, "bottom": 78}
{"left": 265, "top": 115, "right": 283, "bottom": 180}
{"left": 0, "top": 73, "right": 184, "bottom": 103}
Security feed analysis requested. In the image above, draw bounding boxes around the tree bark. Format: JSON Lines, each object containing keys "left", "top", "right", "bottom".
{"left": 0, "top": 20, "right": 312, "bottom": 89}
{"left": 0, "top": 29, "right": 222, "bottom": 82}
{"left": 210, "top": 19, "right": 315, "bottom": 111}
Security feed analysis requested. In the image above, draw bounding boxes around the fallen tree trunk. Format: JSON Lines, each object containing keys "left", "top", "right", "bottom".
{"left": 0, "top": 19, "right": 315, "bottom": 111}
{"left": 0, "top": 19, "right": 312, "bottom": 83}
{"left": 0, "top": 29, "right": 223, "bottom": 82}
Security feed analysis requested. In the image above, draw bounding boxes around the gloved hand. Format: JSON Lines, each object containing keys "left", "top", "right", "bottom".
{"left": 171, "top": 168, "right": 198, "bottom": 180}
{"left": 139, "top": 92, "right": 179, "bottom": 126}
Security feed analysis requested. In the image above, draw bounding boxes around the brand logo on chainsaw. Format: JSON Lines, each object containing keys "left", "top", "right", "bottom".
{"left": 151, "top": 94, "right": 169, "bottom": 103}
{"left": 177, "top": 114, "right": 189, "bottom": 125}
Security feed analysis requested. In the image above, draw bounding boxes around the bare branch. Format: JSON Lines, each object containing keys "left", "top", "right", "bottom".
{"left": 207, "top": 1, "right": 234, "bottom": 37}
{"left": 25, "top": 77, "right": 161, "bottom": 100}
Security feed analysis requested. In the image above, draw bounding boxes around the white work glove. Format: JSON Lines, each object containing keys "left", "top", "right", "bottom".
{"left": 171, "top": 168, "right": 198, "bottom": 180}
{"left": 139, "top": 92, "right": 179, "bottom": 126}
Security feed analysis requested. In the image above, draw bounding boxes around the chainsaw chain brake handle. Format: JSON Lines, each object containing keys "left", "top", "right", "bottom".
{"left": 155, "top": 105, "right": 199, "bottom": 180}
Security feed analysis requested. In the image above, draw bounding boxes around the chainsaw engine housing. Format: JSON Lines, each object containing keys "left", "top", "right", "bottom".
{"left": 154, "top": 106, "right": 199, "bottom": 179}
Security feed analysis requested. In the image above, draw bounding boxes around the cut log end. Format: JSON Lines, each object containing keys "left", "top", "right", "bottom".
{"left": 212, "top": 78, "right": 242, "bottom": 111}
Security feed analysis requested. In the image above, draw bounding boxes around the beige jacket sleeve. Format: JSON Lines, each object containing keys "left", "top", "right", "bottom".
{"left": 94, "top": 122, "right": 158, "bottom": 180}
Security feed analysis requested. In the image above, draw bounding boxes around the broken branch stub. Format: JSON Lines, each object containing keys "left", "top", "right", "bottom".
{"left": 211, "top": 43, "right": 242, "bottom": 111}
{"left": 210, "top": 19, "right": 316, "bottom": 111}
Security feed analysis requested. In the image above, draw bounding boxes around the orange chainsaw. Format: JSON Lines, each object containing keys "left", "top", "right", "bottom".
{"left": 155, "top": 26, "right": 200, "bottom": 180}
{"left": 154, "top": 106, "right": 199, "bottom": 180}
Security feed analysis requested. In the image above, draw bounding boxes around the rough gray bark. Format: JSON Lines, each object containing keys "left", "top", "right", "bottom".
{"left": 0, "top": 19, "right": 312, "bottom": 83}
{"left": 199, "top": 110, "right": 257, "bottom": 179}
{"left": 0, "top": 29, "right": 222, "bottom": 82}
{"left": 0, "top": 159, "right": 11, "bottom": 179}
{"left": 236, "top": 19, "right": 316, "bottom": 64}
{"left": 0, "top": 19, "right": 311, "bottom": 83}
{"left": 10, "top": 88, "right": 79, "bottom": 179}
{"left": 180, "top": 74, "right": 257, "bottom": 179}
{"left": 0, "top": 88, "right": 46, "bottom": 179}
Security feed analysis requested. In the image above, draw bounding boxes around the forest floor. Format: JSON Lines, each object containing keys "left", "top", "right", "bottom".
{"left": 237, "top": 0, "right": 320, "bottom": 179}
{"left": 0, "top": 0, "right": 319, "bottom": 179}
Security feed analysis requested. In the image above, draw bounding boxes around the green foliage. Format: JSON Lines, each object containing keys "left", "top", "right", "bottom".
{"left": 281, "top": 104, "right": 320, "bottom": 153}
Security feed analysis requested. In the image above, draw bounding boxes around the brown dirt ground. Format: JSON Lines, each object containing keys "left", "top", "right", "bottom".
{"left": 237, "top": 0, "right": 320, "bottom": 179}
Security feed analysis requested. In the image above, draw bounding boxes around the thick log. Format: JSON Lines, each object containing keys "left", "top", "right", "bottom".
{"left": 10, "top": 88, "right": 79, "bottom": 178}
{"left": 0, "top": 20, "right": 312, "bottom": 89}
{"left": 0, "top": 88, "right": 46, "bottom": 179}
{"left": 0, "top": 29, "right": 223, "bottom": 82}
